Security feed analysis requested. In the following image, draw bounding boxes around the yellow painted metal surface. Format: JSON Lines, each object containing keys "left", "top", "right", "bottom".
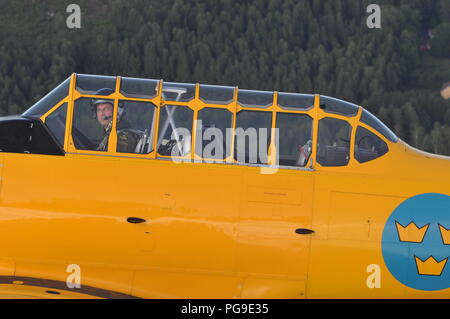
{"left": 0, "top": 74, "right": 448, "bottom": 298}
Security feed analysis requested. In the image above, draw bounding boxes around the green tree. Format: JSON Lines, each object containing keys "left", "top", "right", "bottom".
{"left": 431, "top": 23, "right": 450, "bottom": 58}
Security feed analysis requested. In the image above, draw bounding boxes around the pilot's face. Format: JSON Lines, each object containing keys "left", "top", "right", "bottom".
{"left": 96, "top": 103, "right": 113, "bottom": 128}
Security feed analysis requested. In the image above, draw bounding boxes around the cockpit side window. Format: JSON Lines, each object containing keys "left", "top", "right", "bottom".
{"left": 71, "top": 97, "right": 111, "bottom": 151}
{"left": 275, "top": 112, "right": 313, "bottom": 167}
{"left": 360, "top": 109, "right": 398, "bottom": 143}
{"left": 22, "top": 77, "right": 70, "bottom": 119}
{"left": 195, "top": 107, "right": 233, "bottom": 160}
{"left": 234, "top": 110, "right": 272, "bottom": 164}
{"left": 157, "top": 105, "right": 194, "bottom": 157}
{"left": 317, "top": 117, "right": 352, "bottom": 167}
{"left": 354, "top": 126, "right": 388, "bottom": 163}
{"left": 44, "top": 103, "right": 67, "bottom": 148}
{"left": 116, "top": 100, "right": 156, "bottom": 154}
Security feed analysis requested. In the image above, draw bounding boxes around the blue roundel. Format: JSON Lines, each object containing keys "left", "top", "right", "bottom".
{"left": 382, "top": 193, "right": 450, "bottom": 291}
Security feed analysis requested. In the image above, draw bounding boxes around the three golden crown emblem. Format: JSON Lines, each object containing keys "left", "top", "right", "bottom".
{"left": 395, "top": 222, "right": 449, "bottom": 276}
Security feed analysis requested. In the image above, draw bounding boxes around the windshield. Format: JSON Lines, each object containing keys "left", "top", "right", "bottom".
{"left": 22, "top": 76, "right": 70, "bottom": 119}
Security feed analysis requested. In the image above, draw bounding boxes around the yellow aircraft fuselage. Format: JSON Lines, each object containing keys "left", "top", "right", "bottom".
{"left": 0, "top": 73, "right": 448, "bottom": 298}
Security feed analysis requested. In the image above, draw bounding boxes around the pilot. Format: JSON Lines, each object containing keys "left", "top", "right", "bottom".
{"left": 91, "top": 88, "right": 139, "bottom": 152}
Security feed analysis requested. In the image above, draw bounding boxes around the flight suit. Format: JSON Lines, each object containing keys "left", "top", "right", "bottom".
{"left": 97, "top": 119, "right": 140, "bottom": 153}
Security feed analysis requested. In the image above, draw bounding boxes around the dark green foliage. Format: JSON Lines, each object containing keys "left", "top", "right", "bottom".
{"left": 1, "top": 0, "right": 450, "bottom": 155}
{"left": 431, "top": 23, "right": 450, "bottom": 58}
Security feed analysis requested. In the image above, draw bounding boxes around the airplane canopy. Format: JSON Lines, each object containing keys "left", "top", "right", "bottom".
{"left": 16, "top": 74, "right": 398, "bottom": 166}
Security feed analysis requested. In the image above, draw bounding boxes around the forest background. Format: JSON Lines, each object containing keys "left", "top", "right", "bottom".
{"left": 1, "top": 0, "right": 450, "bottom": 155}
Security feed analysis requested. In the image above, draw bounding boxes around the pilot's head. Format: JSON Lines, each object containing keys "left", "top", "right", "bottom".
{"left": 92, "top": 88, "right": 114, "bottom": 129}
{"left": 95, "top": 102, "right": 113, "bottom": 129}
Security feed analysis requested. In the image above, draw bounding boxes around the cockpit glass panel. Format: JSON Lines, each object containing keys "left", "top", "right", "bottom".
{"left": 319, "top": 96, "right": 359, "bottom": 117}
{"left": 277, "top": 93, "right": 314, "bottom": 110}
{"left": 162, "top": 82, "right": 195, "bottom": 102}
{"left": 355, "top": 126, "right": 389, "bottom": 163}
{"left": 116, "top": 100, "right": 156, "bottom": 154}
{"left": 196, "top": 107, "right": 233, "bottom": 160}
{"left": 360, "top": 109, "right": 398, "bottom": 143}
{"left": 120, "top": 77, "right": 159, "bottom": 99}
{"left": 157, "top": 105, "right": 193, "bottom": 157}
{"left": 317, "top": 117, "right": 352, "bottom": 167}
{"left": 238, "top": 89, "right": 273, "bottom": 108}
{"left": 234, "top": 110, "right": 272, "bottom": 164}
{"left": 71, "top": 97, "right": 112, "bottom": 151}
{"left": 45, "top": 103, "right": 67, "bottom": 148}
{"left": 199, "top": 84, "right": 235, "bottom": 104}
{"left": 276, "top": 112, "right": 313, "bottom": 167}
{"left": 76, "top": 74, "right": 116, "bottom": 95}
{"left": 22, "top": 76, "right": 70, "bottom": 118}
